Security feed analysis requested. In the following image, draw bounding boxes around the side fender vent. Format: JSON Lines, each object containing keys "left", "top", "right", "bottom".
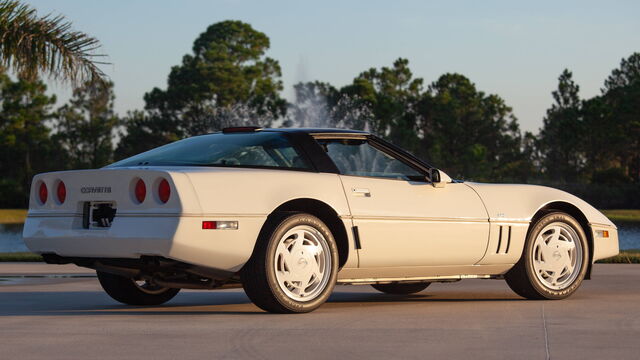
{"left": 496, "top": 225, "right": 512, "bottom": 254}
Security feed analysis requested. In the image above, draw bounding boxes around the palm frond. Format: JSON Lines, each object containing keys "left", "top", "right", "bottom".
{"left": 0, "top": 0, "right": 108, "bottom": 85}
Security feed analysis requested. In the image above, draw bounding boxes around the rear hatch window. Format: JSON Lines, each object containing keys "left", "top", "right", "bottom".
{"left": 108, "top": 132, "right": 311, "bottom": 170}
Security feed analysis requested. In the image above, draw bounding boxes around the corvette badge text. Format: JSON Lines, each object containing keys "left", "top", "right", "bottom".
{"left": 80, "top": 187, "right": 112, "bottom": 194}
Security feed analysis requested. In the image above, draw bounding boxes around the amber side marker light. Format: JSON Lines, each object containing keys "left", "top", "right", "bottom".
{"left": 202, "top": 221, "right": 238, "bottom": 230}
{"left": 596, "top": 230, "right": 610, "bottom": 238}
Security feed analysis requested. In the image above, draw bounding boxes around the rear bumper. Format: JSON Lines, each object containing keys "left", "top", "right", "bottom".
{"left": 590, "top": 224, "right": 619, "bottom": 261}
{"left": 23, "top": 214, "right": 267, "bottom": 273}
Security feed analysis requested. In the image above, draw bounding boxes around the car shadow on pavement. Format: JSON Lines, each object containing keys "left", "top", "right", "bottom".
{"left": 0, "top": 289, "right": 523, "bottom": 317}
{"left": 323, "top": 290, "right": 523, "bottom": 310}
{"left": 0, "top": 290, "right": 265, "bottom": 316}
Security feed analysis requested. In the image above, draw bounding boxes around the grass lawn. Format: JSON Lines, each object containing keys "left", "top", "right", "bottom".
{"left": 0, "top": 209, "right": 27, "bottom": 224}
{"left": 596, "top": 250, "right": 640, "bottom": 264}
{"left": 0, "top": 252, "right": 43, "bottom": 262}
{"left": 600, "top": 209, "right": 640, "bottom": 223}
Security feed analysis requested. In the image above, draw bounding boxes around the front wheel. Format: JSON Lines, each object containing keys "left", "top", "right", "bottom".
{"left": 505, "top": 212, "right": 589, "bottom": 300}
{"left": 241, "top": 213, "right": 339, "bottom": 313}
{"left": 97, "top": 271, "right": 180, "bottom": 306}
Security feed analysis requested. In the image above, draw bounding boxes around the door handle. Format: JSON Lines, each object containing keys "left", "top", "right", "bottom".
{"left": 352, "top": 188, "right": 371, "bottom": 197}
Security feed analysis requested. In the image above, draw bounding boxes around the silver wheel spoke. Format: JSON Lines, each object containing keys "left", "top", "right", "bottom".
{"left": 554, "top": 238, "right": 576, "bottom": 251}
{"left": 291, "top": 231, "right": 306, "bottom": 253}
{"left": 303, "top": 255, "right": 322, "bottom": 289}
{"left": 531, "top": 222, "right": 583, "bottom": 291}
{"left": 273, "top": 224, "right": 331, "bottom": 302}
{"left": 536, "top": 260, "right": 557, "bottom": 274}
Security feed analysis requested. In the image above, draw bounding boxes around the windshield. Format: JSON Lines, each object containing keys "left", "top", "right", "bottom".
{"left": 108, "top": 132, "right": 311, "bottom": 170}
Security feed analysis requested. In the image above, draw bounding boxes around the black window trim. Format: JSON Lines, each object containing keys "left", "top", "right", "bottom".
{"left": 287, "top": 132, "right": 338, "bottom": 173}
{"left": 310, "top": 133, "right": 436, "bottom": 183}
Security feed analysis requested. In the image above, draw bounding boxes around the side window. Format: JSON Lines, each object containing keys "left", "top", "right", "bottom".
{"left": 318, "top": 139, "right": 425, "bottom": 181}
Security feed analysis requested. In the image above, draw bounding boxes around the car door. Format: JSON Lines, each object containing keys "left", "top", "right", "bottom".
{"left": 316, "top": 135, "right": 490, "bottom": 268}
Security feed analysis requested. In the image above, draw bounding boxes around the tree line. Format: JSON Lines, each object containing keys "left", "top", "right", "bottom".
{"left": 0, "top": 20, "right": 638, "bottom": 208}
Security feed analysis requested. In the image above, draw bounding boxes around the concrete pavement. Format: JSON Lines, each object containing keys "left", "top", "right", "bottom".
{"left": 0, "top": 263, "right": 638, "bottom": 359}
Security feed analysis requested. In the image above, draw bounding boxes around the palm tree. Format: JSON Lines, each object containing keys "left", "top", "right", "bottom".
{"left": 0, "top": 0, "right": 107, "bottom": 85}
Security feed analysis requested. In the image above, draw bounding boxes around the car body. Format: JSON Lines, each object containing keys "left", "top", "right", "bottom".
{"left": 23, "top": 127, "right": 619, "bottom": 312}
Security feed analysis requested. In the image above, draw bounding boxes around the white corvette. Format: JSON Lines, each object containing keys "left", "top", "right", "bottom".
{"left": 23, "top": 127, "right": 619, "bottom": 313}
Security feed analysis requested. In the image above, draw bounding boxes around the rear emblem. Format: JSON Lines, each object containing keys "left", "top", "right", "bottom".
{"left": 81, "top": 186, "right": 112, "bottom": 194}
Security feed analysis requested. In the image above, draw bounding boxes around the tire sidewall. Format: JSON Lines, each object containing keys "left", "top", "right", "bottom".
{"left": 524, "top": 212, "right": 589, "bottom": 299}
{"left": 263, "top": 213, "right": 339, "bottom": 312}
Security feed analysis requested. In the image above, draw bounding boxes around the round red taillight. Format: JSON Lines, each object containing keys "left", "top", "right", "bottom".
{"left": 158, "top": 179, "right": 170, "bottom": 203}
{"left": 38, "top": 182, "right": 48, "bottom": 204}
{"left": 57, "top": 181, "right": 66, "bottom": 204}
{"left": 135, "top": 179, "right": 146, "bottom": 204}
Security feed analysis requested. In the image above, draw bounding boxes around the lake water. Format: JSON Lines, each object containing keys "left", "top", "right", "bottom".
{"left": 617, "top": 222, "right": 640, "bottom": 250}
{"left": 0, "top": 223, "right": 29, "bottom": 252}
{"left": 2, "top": 222, "right": 639, "bottom": 253}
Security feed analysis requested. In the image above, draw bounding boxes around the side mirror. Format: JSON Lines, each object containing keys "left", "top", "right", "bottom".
{"left": 430, "top": 168, "right": 446, "bottom": 188}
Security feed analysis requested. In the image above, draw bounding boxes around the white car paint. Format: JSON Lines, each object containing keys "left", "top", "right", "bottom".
{"left": 23, "top": 166, "right": 619, "bottom": 282}
{"left": 467, "top": 182, "right": 619, "bottom": 263}
{"left": 24, "top": 167, "right": 356, "bottom": 273}
{"left": 338, "top": 176, "right": 489, "bottom": 267}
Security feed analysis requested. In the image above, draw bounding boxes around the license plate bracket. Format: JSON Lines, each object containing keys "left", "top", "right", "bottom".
{"left": 83, "top": 201, "right": 117, "bottom": 229}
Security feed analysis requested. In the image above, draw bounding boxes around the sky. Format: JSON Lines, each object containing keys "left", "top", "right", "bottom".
{"left": 26, "top": 0, "right": 640, "bottom": 133}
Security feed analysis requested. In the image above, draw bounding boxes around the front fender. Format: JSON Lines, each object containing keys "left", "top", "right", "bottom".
{"left": 465, "top": 183, "right": 614, "bottom": 227}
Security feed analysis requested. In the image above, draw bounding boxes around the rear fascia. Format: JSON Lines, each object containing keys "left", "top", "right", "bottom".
{"left": 23, "top": 168, "right": 269, "bottom": 273}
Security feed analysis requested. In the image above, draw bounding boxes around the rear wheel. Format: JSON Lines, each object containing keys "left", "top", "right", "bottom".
{"left": 241, "top": 213, "right": 338, "bottom": 313}
{"left": 505, "top": 212, "right": 589, "bottom": 300}
{"left": 372, "top": 282, "right": 430, "bottom": 294}
{"left": 97, "top": 271, "right": 180, "bottom": 305}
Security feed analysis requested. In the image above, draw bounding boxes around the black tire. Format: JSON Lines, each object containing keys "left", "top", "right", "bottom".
{"left": 97, "top": 271, "right": 180, "bottom": 306}
{"left": 372, "top": 282, "right": 430, "bottom": 294}
{"left": 241, "top": 213, "right": 339, "bottom": 313}
{"left": 505, "top": 212, "right": 589, "bottom": 300}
